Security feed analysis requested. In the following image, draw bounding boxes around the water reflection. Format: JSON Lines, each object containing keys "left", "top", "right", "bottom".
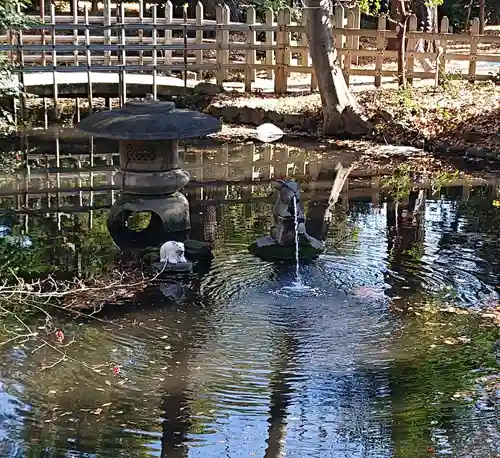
{"left": 0, "top": 134, "right": 498, "bottom": 457}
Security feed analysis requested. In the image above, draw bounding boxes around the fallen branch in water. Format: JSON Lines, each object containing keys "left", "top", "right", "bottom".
{"left": 0, "top": 264, "right": 168, "bottom": 313}
{"left": 0, "top": 263, "right": 173, "bottom": 374}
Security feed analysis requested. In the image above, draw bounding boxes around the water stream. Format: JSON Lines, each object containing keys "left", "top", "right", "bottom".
{"left": 292, "top": 195, "right": 303, "bottom": 287}
{"left": 0, "top": 134, "right": 498, "bottom": 457}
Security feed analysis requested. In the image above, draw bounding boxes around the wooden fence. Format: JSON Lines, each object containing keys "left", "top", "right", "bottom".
{"left": 0, "top": 0, "right": 499, "bottom": 100}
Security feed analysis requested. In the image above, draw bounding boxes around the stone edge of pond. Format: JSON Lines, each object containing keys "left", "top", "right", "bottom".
{"left": 207, "top": 103, "right": 319, "bottom": 133}
{"left": 3, "top": 91, "right": 499, "bottom": 165}
{"left": 203, "top": 104, "right": 499, "bottom": 160}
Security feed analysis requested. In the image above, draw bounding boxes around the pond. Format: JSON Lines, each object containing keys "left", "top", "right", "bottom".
{"left": 0, "top": 133, "right": 498, "bottom": 458}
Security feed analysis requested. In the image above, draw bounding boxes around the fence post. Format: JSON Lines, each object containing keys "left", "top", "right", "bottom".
{"left": 468, "top": 18, "right": 479, "bottom": 82}
{"left": 439, "top": 16, "right": 449, "bottom": 83}
{"left": 216, "top": 5, "right": 224, "bottom": 85}
{"left": 40, "top": 0, "right": 46, "bottom": 65}
{"left": 222, "top": 4, "right": 230, "bottom": 80}
{"left": 119, "top": 2, "right": 127, "bottom": 106}
{"left": 262, "top": 144, "right": 272, "bottom": 180}
{"left": 138, "top": 0, "right": 144, "bottom": 66}
{"left": 346, "top": 7, "right": 353, "bottom": 59}
{"left": 275, "top": 8, "right": 290, "bottom": 94}
{"left": 164, "top": 1, "right": 173, "bottom": 74}
{"left": 152, "top": 4, "right": 158, "bottom": 100}
{"left": 17, "top": 29, "right": 26, "bottom": 122}
{"left": 84, "top": 6, "right": 93, "bottom": 113}
{"left": 297, "top": 8, "right": 307, "bottom": 68}
{"left": 7, "top": 29, "right": 12, "bottom": 62}
{"left": 265, "top": 8, "right": 274, "bottom": 79}
{"left": 72, "top": 0, "right": 78, "bottom": 65}
{"left": 50, "top": 3, "right": 58, "bottom": 120}
{"left": 273, "top": 145, "right": 289, "bottom": 179}
{"left": 245, "top": 6, "right": 256, "bottom": 92}
{"left": 374, "top": 16, "right": 386, "bottom": 87}
{"left": 196, "top": 2, "right": 204, "bottom": 78}
{"left": 344, "top": 8, "right": 356, "bottom": 84}
{"left": 103, "top": 0, "right": 111, "bottom": 66}
{"left": 371, "top": 176, "right": 380, "bottom": 208}
{"left": 334, "top": 5, "right": 345, "bottom": 69}
{"left": 72, "top": 0, "right": 80, "bottom": 122}
{"left": 351, "top": 4, "right": 360, "bottom": 65}
{"left": 406, "top": 14, "right": 417, "bottom": 85}
{"left": 301, "top": 9, "right": 317, "bottom": 91}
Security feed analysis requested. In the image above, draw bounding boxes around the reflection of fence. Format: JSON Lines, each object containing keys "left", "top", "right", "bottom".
{"left": 0, "top": 0, "right": 498, "bottom": 102}
{"left": 0, "top": 140, "right": 489, "bottom": 220}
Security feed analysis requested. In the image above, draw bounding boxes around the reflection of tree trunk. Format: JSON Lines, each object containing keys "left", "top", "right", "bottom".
{"left": 386, "top": 190, "right": 426, "bottom": 307}
{"left": 413, "top": 0, "right": 438, "bottom": 66}
{"left": 160, "top": 335, "right": 193, "bottom": 457}
{"left": 156, "top": 303, "right": 219, "bottom": 458}
{"left": 188, "top": 201, "right": 205, "bottom": 241}
{"left": 188, "top": 196, "right": 218, "bottom": 244}
{"left": 264, "top": 333, "right": 297, "bottom": 458}
{"left": 204, "top": 205, "right": 217, "bottom": 243}
{"left": 160, "top": 389, "right": 191, "bottom": 458}
{"left": 389, "top": 365, "right": 433, "bottom": 458}
{"left": 306, "top": 163, "right": 354, "bottom": 241}
{"left": 387, "top": 190, "right": 426, "bottom": 258}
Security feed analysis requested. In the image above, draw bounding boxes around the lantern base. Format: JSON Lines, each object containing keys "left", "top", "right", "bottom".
{"left": 107, "top": 193, "right": 190, "bottom": 250}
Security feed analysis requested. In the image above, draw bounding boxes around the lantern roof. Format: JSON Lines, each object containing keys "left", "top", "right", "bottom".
{"left": 77, "top": 101, "right": 221, "bottom": 140}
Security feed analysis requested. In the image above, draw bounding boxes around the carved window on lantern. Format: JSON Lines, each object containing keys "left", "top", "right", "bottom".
{"left": 125, "top": 142, "right": 157, "bottom": 163}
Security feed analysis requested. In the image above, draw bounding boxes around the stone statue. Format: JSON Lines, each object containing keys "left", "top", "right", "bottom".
{"left": 250, "top": 180, "right": 324, "bottom": 261}
{"left": 153, "top": 241, "right": 193, "bottom": 273}
{"left": 160, "top": 241, "right": 188, "bottom": 264}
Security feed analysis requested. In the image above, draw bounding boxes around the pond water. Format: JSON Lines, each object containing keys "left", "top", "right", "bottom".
{"left": 0, "top": 134, "right": 498, "bottom": 458}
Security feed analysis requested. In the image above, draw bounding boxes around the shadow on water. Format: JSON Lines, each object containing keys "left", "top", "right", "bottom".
{"left": 0, "top": 132, "right": 498, "bottom": 457}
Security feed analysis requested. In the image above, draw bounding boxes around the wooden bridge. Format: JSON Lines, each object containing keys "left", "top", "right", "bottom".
{"left": 21, "top": 71, "right": 197, "bottom": 99}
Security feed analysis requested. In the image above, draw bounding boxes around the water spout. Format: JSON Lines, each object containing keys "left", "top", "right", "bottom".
{"left": 292, "top": 196, "right": 303, "bottom": 287}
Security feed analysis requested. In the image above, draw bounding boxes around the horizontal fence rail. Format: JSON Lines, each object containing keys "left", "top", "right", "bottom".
{"left": 0, "top": 0, "right": 498, "bottom": 110}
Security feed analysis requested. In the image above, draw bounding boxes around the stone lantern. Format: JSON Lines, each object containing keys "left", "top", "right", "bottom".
{"left": 77, "top": 100, "right": 221, "bottom": 250}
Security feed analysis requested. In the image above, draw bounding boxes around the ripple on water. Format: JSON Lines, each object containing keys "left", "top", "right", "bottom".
{"left": 0, "top": 193, "right": 499, "bottom": 457}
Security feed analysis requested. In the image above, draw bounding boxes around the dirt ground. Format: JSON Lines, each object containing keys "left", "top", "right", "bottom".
{"left": 208, "top": 80, "right": 499, "bottom": 150}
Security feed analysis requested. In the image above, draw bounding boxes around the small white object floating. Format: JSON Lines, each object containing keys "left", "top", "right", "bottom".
{"left": 255, "top": 123, "right": 284, "bottom": 143}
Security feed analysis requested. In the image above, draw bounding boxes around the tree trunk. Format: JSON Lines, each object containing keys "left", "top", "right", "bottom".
{"left": 479, "top": 0, "right": 485, "bottom": 34}
{"left": 397, "top": 15, "right": 409, "bottom": 87}
{"left": 90, "top": 0, "right": 99, "bottom": 15}
{"left": 413, "top": 0, "right": 438, "bottom": 52}
{"left": 387, "top": 0, "right": 401, "bottom": 51}
{"left": 303, "top": 0, "right": 372, "bottom": 137}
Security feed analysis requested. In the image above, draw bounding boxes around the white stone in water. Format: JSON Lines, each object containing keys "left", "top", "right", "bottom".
{"left": 256, "top": 123, "right": 284, "bottom": 143}
{"left": 159, "top": 241, "right": 188, "bottom": 264}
